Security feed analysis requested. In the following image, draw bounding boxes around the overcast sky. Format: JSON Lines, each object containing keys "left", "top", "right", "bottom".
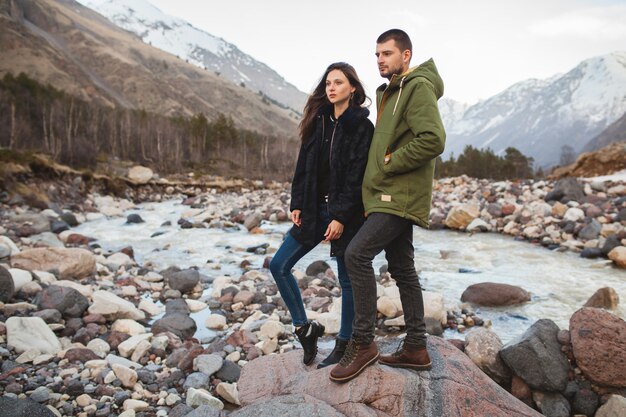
{"left": 149, "top": 0, "right": 626, "bottom": 104}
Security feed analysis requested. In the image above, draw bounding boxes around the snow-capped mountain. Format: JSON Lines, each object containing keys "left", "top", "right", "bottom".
{"left": 441, "top": 52, "right": 626, "bottom": 167}
{"left": 77, "top": 0, "right": 307, "bottom": 113}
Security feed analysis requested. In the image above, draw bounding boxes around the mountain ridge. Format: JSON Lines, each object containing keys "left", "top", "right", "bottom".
{"left": 0, "top": 0, "right": 298, "bottom": 139}
{"left": 77, "top": 0, "right": 307, "bottom": 113}
{"left": 439, "top": 52, "right": 626, "bottom": 167}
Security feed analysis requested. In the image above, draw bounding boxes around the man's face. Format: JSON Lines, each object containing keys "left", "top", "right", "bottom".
{"left": 375, "top": 40, "right": 409, "bottom": 79}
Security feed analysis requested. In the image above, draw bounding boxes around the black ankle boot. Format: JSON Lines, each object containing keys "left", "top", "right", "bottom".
{"left": 294, "top": 320, "right": 325, "bottom": 365}
{"left": 317, "top": 338, "right": 349, "bottom": 369}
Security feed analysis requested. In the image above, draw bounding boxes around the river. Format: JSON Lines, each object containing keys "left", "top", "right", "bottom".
{"left": 74, "top": 198, "right": 626, "bottom": 344}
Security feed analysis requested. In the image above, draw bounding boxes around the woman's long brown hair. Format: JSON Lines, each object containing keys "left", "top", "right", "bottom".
{"left": 299, "top": 62, "right": 369, "bottom": 142}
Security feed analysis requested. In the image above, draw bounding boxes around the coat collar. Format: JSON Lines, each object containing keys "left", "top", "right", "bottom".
{"left": 318, "top": 105, "right": 370, "bottom": 133}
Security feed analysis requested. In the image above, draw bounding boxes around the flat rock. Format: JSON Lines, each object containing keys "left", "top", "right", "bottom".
{"left": 11, "top": 247, "right": 96, "bottom": 279}
{"left": 89, "top": 291, "right": 145, "bottom": 321}
{"left": 461, "top": 282, "right": 530, "bottom": 306}
{"left": 6, "top": 316, "right": 62, "bottom": 354}
{"left": 238, "top": 337, "right": 540, "bottom": 417}
{"left": 232, "top": 394, "right": 342, "bottom": 417}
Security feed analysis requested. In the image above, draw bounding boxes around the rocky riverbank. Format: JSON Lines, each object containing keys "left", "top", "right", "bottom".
{"left": 0, "top": 161, "right": 625, "bottom": 416}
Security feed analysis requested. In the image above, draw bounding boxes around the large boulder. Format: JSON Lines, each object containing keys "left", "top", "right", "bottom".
{"left": 464, "top": 327, "right": 511, "bottom": 385}
{"left": 10, "top": 247, "right": 96, "bottom": 279}
{"left": 570, "top": 307, "right": 626, "bottom": 388}
{"left": 460, "top": 282, "right": 530, "bottom": 306}
{"left": 36, "top": 285, "right": 89, "bottom": 318}
{"left": 499, "top": 319, "right": 569, "bottom": 392}
{"left": 238, "top": 337, "right": 541, "bottom": 417}
{"left": 6, "top": 316, "right": 62, "bottom": 354}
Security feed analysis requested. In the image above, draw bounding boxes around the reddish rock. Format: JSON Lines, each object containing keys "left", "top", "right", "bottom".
{"left": 177, "top": 345, "right": 205, "bottom": 373}
{"left": 83, "top": 314, "right": 107, "bottom": 325}
{"left": 64, "top": 348, "right": 100, "bottom": 363}
{"left": 501, "top": 204, "right": 516, "bottom": 216}
{"left": 65, "top": 234, "right": 95, "bottom": 246}
{"left": 238, "top": 337, "right": 541, "bottom": 417}
{"left": 570, "top": 307, "right": 626, "bottom": 388}
{"left": 511, "top": 375, "right": 533, "bottom": 408}
{"left": 233, "top": 290, "right": 255, "bottom": 306}
{"left": 226, "top": 330, "right": 258, "bottom": 349}
{"left": 447, "top": 339, "right": 465, "bottom": 352}
{"left": 461, "top": 282, "right": 530, "bottom": 307}
{"left": 105, "top": 331, "right": 131, "bottom": 350}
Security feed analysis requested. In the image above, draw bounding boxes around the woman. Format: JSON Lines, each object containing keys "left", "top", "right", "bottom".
{"left": 269, "top": 62, "right": 374, "bottom": 368}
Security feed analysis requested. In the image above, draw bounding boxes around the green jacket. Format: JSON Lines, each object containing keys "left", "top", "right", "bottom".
{"left": 362, "top": 58, "right": 446, "bottom": 228}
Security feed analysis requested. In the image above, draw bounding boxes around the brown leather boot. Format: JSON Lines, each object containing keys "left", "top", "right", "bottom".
{"left": 378, "top": 341, "right": 431, "bottom": 370}
{"left": 329, "top": 338, "right": 379, "bottom": 383}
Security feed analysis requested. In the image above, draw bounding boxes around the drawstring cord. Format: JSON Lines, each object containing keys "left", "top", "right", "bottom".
{"left": 392, "top": 76, "right": 406, "bottom": 116}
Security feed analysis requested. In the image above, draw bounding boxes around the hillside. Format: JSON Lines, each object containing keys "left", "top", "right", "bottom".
{"left": 583, "top": 111, "right": 626, "bottom": 152}
{"left": 76, "top": 0, "right": 307, "bottom": 113}
{"left": 0, "top": 0, "right": 299, "bottom": 139}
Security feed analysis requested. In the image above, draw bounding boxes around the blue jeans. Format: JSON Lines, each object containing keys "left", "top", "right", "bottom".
{"left": 269, "top": 203, "right": 354, "bottom": 340}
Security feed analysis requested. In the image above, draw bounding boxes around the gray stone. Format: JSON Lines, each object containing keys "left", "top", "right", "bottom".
{"left": 545, "top": 178, "right": 584, "bottom": 203}
{"left": 0, "top": 397, "right": 57, "bottom": 417}
{"left": 578, "top": 219, "right": 602, "bottom": 241}
{"left": 184, "top": 405, "right": 222, "bottom": 417}
{"left": 500, "top": 319, "right": 569, "bottom": 392}
{"left": 29, "top": 386, "right": 50, "bottom": 403}
{"left": 166, "top": 269, "right": 200, "bottom": 294}
{"left": 32, "top": 309, "right": 63, "bottom": 324}
{"left": 215, "top": 360, "right": 241, "bottom": 383}
{"left": 305, "top": 260, "right": 331, "bottom": 277}
{"left": 165, "top": 298, "right": 191, "bottom": 315}
{"left": 195, "top": 354, "right": 224, "bottom": 376}
{"left": 532, "top": 392, "right": 570, "bottom": 417}
{"left": 10, "top": 213, "right": 51, "bottom": 236}
{"left": 36, "top": 285, "right": 89, "bottom": 318}
{"left": 0, "top": 266, "right": 15, "bottom": 302}
{"left": 126, "top": 214, "right": 144, "bottom": 224}
{"left": 29, "top": 232, "right": 64, "bottom": 248}
{"left": 183, "top": 372, "right": 210, "bottom": 390}
{"left": 152, "top": 313, "right": 196, "bottom": 340}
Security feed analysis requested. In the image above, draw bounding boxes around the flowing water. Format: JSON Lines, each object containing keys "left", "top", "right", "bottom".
{"left": 74, "top": 199, "right": 626, "bottom": 344}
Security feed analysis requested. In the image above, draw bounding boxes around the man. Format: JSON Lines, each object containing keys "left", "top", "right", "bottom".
{"left": 330, "top": 29, "right": 446, "bottom": 383}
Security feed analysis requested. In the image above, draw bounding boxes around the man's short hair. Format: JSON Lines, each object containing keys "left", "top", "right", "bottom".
{"left": 377, "top": 29, "right": 412, "bottom": 54}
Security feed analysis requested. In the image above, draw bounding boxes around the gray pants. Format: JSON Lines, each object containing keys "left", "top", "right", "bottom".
{"left": 345, "top": 212, "right": 426, "bottom": 347}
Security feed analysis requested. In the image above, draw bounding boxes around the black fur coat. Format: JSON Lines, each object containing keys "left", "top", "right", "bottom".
{"left": 289, "top": 105, "right": 374, "bottom": 257}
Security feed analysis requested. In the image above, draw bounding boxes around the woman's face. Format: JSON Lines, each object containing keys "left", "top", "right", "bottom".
{"left": 326, "top": 69, "right": 355, "bottom": 106}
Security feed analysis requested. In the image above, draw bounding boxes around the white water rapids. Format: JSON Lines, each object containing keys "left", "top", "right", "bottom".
{"left": 74, "top": 199, "right": 626, "bottom": 344}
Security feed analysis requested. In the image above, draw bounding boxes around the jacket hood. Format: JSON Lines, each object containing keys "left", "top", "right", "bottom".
{"left": 378, "top": 58, "right": 444, "bottom": 99}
